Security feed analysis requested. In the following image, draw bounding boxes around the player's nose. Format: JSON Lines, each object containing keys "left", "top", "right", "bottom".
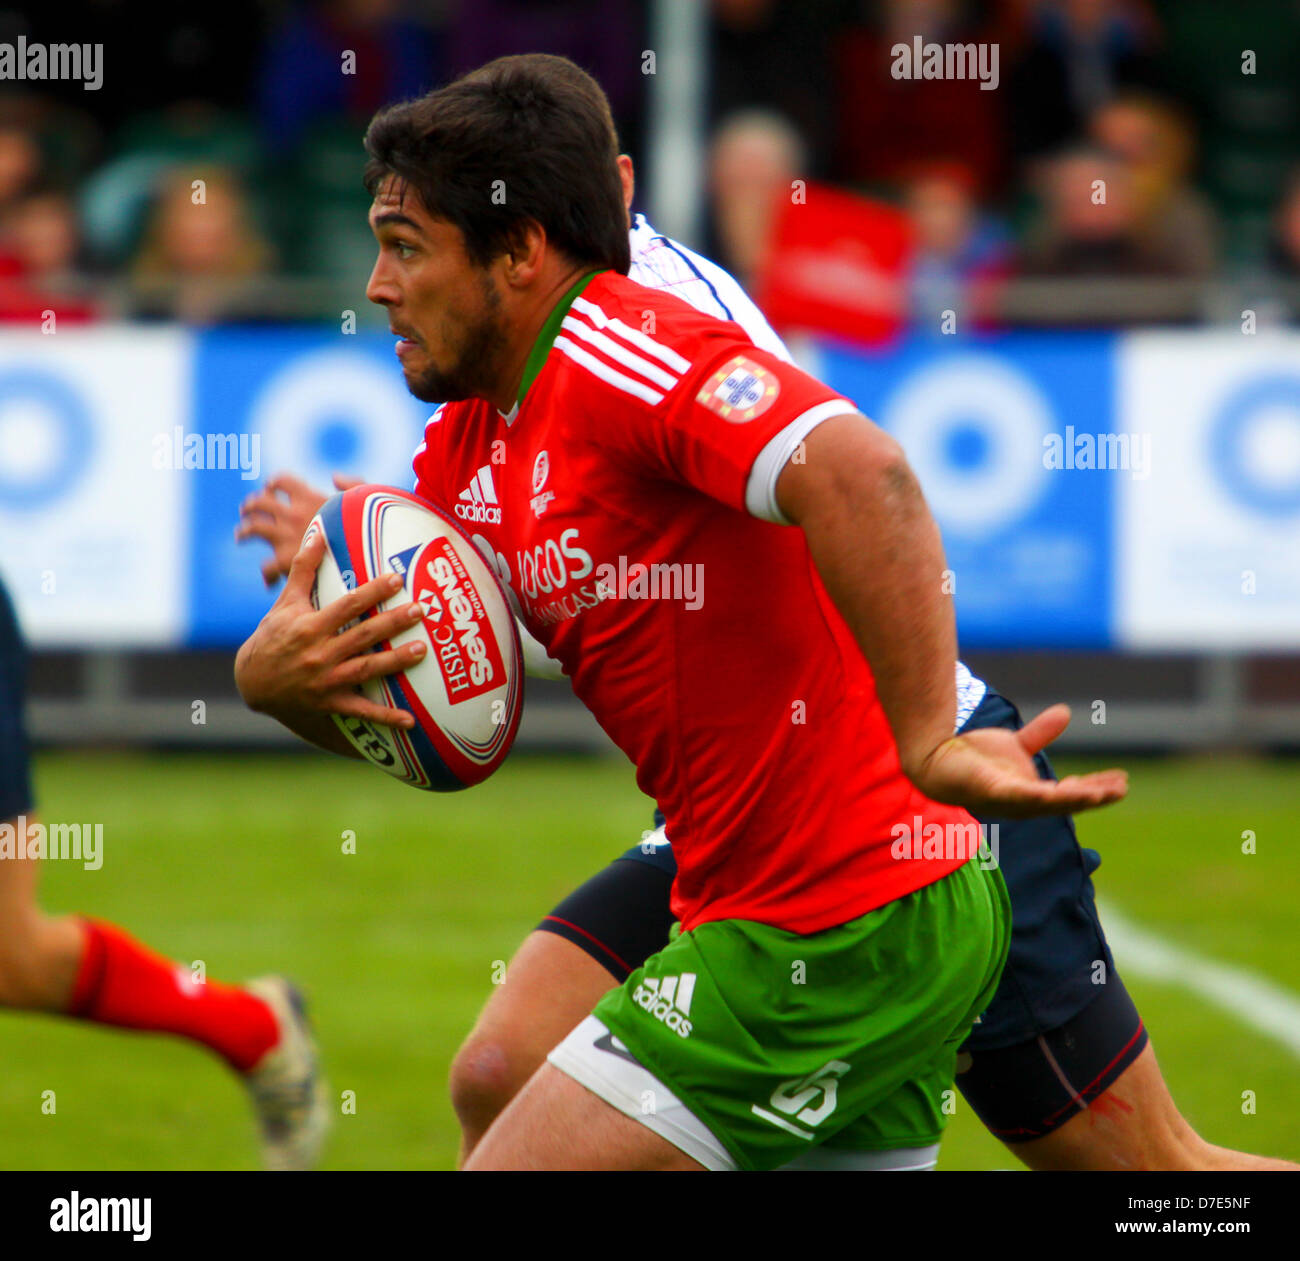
{"left": 365, "top": 255, "right": 397, "bottom": 307}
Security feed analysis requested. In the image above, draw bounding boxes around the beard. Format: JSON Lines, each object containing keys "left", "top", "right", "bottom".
{"left": 403, "top": 273, "right": 507, "bottom": 405}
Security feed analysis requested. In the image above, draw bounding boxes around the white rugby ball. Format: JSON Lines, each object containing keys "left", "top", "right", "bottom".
{"left": 305, "top": 485, "right": 523, "bottom": 790}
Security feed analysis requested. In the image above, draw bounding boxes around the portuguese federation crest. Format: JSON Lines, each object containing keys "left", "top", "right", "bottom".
{"left": 696, "top": 355, "right": 780, "bottom": 423}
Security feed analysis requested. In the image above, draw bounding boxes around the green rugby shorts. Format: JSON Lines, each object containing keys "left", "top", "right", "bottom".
{"left": 566, "top": 856, "right": 1010, "bottom": 1171}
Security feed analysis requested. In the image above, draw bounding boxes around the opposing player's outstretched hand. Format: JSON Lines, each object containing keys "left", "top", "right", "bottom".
{"left": 235, "top": 472, "right": 364, "bottom": 586}
{"left": 234, "top": 529, "right": 424, "bottom": 731}
{"left": 913, "top": 704, "right": 1127, "bottom": 818}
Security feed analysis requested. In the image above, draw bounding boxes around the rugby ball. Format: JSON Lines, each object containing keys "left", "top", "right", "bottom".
{"left": 305, "top": 485, "right": 523, "bottom": 791}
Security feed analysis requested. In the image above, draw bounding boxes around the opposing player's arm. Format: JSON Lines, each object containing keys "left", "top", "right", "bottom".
{"left": 775, "top": 413, "right": 1127, "bottom": 817}
{"left": 236, "top": 472, "right": 365, "bottom": 586}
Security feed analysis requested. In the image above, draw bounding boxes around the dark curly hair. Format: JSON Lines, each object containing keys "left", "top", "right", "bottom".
{"left": 364, "top": 53, "right": 630, "bottom": 275}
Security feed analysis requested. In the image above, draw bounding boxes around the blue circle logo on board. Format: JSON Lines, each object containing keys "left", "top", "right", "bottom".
{"left": 0, "top": 371, "right": 94, "bottom": 509}
{"left": 1209, "top": 376, "right": 1300, "bottom": 517}
{"left": 884, "top": 356, "right": 1052, "bottom": 537}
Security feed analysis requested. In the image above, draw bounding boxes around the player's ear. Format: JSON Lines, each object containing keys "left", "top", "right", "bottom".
{"left": 618, "top": 154, "right": 635, "bottom": 215}
{"left": 501, "top": 219, "right": 547, "bottom": 287}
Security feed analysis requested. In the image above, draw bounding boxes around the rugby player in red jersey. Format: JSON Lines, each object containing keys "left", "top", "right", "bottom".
{"left": 239, "top": 98, "right": 1294, "bottom": 1173}
{"left": 234, "top": 55, "right": 1127, "bottom": 1171}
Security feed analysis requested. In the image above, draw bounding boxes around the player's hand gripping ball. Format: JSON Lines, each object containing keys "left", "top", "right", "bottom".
{"left": 306, "top": 485, "right": 523, "bottom": 790}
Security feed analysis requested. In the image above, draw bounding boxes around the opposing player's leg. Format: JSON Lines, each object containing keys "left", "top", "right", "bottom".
{"left": 953, "top": 686, "right": 1298, "bottom": 1171}
{"left": 0, "top": 826, "right": 86, "bottom": 1010}
{"left": 450, "top": 933, "right": 618, "bottom": 1163}
{"left": 1008, "top": 1044, "right": 1298, "bottom": 1171}
{"left": 0, "top": 816, "right": 329, "bottom": 1167}
{"left": 448, "top": 835, "right": 675, "bottom": 1161}
{"left": 0, "top": 581, "right": 328, "bottom": 1169}
{"left": 960, "top": 981, "right": 1299, "bottom": 1171}
{"left": 0, "top": 582, "right": 85, "bottom": 1010}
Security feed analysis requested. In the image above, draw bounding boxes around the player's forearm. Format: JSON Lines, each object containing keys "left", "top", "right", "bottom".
{"left": 777, "top": 417, "right": 957, "bottom": 781}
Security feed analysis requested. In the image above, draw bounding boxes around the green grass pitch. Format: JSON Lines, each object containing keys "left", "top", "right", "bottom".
{"left": 2, "top": 750, "right": 1296, "bottom": 1170}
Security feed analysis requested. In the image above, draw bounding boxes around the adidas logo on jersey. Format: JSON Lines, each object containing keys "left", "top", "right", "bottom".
{"left": 455, "top": 465, "right": 501, "bottom": 524}
{"left": 632, "top": 972, "right": 696, "bottom": 1038}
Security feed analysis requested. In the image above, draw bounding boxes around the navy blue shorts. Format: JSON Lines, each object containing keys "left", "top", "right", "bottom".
{"left": 957, "top": 687, "right": 1115, "bottom": 1052}
{"left": 0, "top": 577, "right": 33, "bottom": 821}
{"left": 538, "top": 683, "right": 1147, "bottom": 1141}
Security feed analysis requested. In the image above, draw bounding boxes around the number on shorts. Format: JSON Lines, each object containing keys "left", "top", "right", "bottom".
{"left": 768, "top": 1059, "right": 851, "bottom": 1128}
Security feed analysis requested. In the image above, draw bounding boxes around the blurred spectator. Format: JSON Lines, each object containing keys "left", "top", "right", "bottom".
{"left": 708, "top": 109, "right": 807, "bottom": 287}
{"left": 1154, "top": 0, "right": 1300, "bottom": 265}
{"left": 258, "top": 0, "right": 438, "bottom": 155}
{"left": 710, "top": 0, "right": 840, "bottom": 178}
{"left": 834, "top": 0, "right": 1006, "bottom": 196}
{"left": 0, "top": 0, "right": 1268, "bottom": 328}
{"left": 1007, "top": 0, "right": 1163, "bottom": 164}
{"left": 130, "top": 168, "right": 274, "bottom": 324}
{"left": 0, "top": 125, "right": 42, "bottom": 214}
{"left": 79, "top": 104, "right": 264, "bottom": 270}
{"left": 903, "top": 162, "right": 1012, "bottom": 327}
{"left": 1268, "top": 170, "right": 1300, "bottom": 279}
{"left": 1089, "top": 91, "right": 1216, "bottom": 276}
{"left": 0, "top": 187, "right": 98, "bottom": 323}
{"left": 1018, "top": 145, "right": 1204, "bottom": 277}
{"left": 4, "top": 189, "right": 83, "bottom": 276}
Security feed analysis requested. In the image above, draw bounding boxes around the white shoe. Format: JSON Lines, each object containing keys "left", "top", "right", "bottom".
{"left": 243, "top": 977, "right": 330, "bottom": 1171}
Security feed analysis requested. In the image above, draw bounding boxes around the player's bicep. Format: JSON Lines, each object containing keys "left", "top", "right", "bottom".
{"left": 772, "top": 412, "right": 910, "bottom": 528}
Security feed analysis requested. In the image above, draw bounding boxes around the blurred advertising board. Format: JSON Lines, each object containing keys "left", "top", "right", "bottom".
{"left": 0, "top": 327, "right": 1296, "bottom": 652}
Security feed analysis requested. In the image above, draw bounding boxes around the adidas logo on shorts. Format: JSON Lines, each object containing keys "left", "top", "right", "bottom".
{"left": 632, "top": 973, "right": 695, "bottom": 1038}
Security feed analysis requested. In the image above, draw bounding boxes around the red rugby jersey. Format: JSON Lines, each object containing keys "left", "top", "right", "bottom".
{"left": 412, "top": 270, "right": 974, "bottom": 933}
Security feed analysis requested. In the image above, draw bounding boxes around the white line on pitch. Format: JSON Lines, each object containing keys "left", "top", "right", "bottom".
{"left": 1102, "top": 903, "right": 1300, "bottom": 1059}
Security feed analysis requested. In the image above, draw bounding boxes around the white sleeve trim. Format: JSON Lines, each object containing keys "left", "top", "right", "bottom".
{"left": 743, "top": 400, "right": 860, "bottom": 524}
{"left": 954, "top": 660, "right": 988, "bottom": 732}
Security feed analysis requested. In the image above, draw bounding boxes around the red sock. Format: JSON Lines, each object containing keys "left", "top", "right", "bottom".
{"left": 67, "top": 919, "right": 280, "bottom": 1072}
